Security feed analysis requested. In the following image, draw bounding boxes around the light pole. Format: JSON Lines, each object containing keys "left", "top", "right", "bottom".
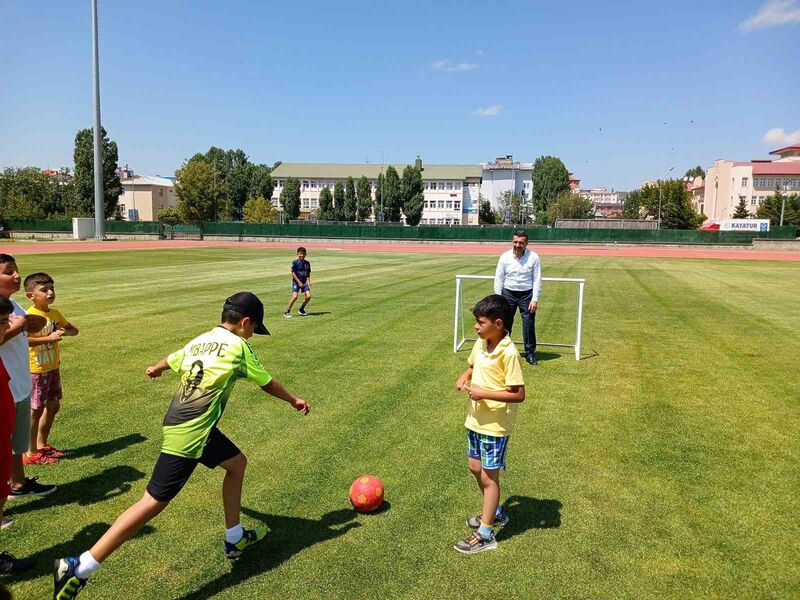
{"left": 657, "top": 165, "right": 675, "bottom": 229}
{"left": 779, "top": 181, "right": 789, "bottom": 226}
{"left": 91, "top": 0, "right": 105, "bottom": 239}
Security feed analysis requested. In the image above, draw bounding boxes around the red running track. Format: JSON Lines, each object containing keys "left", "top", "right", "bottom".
{"left": 3, "top": 239, "right": 800, "bottom": 261}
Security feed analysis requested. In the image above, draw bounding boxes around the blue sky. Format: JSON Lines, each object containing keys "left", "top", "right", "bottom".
{"left": 1, "top": 0, "right": 797, "bottom": 190}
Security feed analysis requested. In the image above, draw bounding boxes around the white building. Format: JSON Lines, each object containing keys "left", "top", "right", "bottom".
{"left": 117, "top": 175, "right": 177, "bottom": 221}
{"left": 578, "top": 187, "right": 626, "bottom": 218}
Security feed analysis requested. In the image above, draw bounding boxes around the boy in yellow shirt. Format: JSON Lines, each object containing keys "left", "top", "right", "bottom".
{"left": 455, "top": 294, "right": 525, "bottom": 554}
{"left": 24, "top": 273, "right": 78, "bottom": 464}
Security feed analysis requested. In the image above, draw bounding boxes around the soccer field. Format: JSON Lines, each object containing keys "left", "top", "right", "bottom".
{"left": 5, "top": 247, "right": 799, "bottom": 599}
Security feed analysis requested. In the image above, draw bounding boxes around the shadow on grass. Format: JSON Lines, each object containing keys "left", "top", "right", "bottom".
{"left": 531, "top": 351, "right": 561, "bottom": 363}
{"left": 497, "top": 495, "right": 562, "bottom": 542}
{"left": 9, "top": 465, "right": 146, "bottom": 517}
{"left": 175, "top": 506, "right": 360, "bottom": 600}
{"left": 298, "top": 311, "right": 331, "bottom": 317}
{"left": 65, "top": 433, "right": 148, "bottom": 460}
{"left": 8, "top": 522, "right": 156, "bottom": 583}
{"left": 579, "top": 349, "right": 600, "bottom": 360}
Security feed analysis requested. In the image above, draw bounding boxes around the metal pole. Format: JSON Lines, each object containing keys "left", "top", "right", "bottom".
{"left": 780, "top": 183, "right": 787, "bottom": 226}
{"left": 575, "top": 281, "right": 584, "bottom": 361}
{"left": 91, "top": 0, "right": 105, "bottom": 239}
{"left": 453, "top": 277, "right": 462, "bottom": 352}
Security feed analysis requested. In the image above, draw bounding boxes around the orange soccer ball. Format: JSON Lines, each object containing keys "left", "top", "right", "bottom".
{"left": 349, "top": 474, "right": 385, "bottom": 513}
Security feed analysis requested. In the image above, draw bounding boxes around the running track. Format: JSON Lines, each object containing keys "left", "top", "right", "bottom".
{"left": 4, "top": 239, "right": 800, "bottom": 261}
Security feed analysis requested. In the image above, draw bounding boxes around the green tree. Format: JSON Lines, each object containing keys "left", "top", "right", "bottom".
{"left": 374, "top": 172, "right": 385, "bottom": 220}
{"left": 0, "top": 167, "right": 76, "bottom": 218}
{"left": 333, "top": 182, "right": 346, "bottom": 221}
{"left": 356, "top": 176, "right": 373, "bottom": 221}
{"left": 531, "top": 155, "right": 570, "bottom": 223}
{"left": 547, "top": 191, "right": 595, "bottom": 225}
{"left": 382, "top": 166, "right": 402, "bottom": 222}
{"left": 343, "top": 176, "right": 357, "bottom": 221}
{"left": 249, "top": 164, "right": 274, "bottom": 207}
{"left": 280, "top": 177, "right": 301, "bottom": 220}
{"left": 623, "top": 180, "right": 704, "bottom": 229}
{"left": 479, "top": 196, "right": 496, "bottom": 224}
{"left": 189, "top": 147, "right": 262, "bottom": 220}
{"left": 684, "top": 165, "right": 705, "bottom": 179}
{"left": 242, "top": 196, "right": 279, "bottom": 223}
{"left": 732, "top": 196, "right": 750, "bottom": 219}
{"left": 496, "top": 191, "right": 523, "bottom": 224}
{"left": 757, "top": 190, "right": 800, "bottom": 227}
{"left": 174, "top": 160, "right": 230, "bottom": 226}
{"left": 157, "top": 206, "right": 182, "bottom": 226}
{"left": 400, "top": 164, "right": 424, "bottom": 226}
{"left": 73, "top": 127, "right": 122, "bottom": 218}
{"left": 318, "top": 186, "right": 335, "bottom": 220}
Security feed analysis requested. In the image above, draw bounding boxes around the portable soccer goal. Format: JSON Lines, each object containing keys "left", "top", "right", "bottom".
{"left": 453, "top": 274, "right": 586, "bottom": 360}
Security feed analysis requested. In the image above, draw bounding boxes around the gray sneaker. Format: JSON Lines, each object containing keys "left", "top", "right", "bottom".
{"left": 453, "top": 531, "right": 497, "bottom": 554}
{"left": 283, "top": 311, "right": 292, "bottom": 319}
{"left": 466, "top": 510, "right": 509, "bottom": 529}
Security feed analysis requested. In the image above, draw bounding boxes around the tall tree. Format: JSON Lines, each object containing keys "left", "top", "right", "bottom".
{"left": 73, "top": 127, "right": 122, "bottom": 218}
{"left": 174, "top": 160, "right": 230, "bottom": 226}
{"left": 243, "top": 196, "right": 279, "bottom": 223}
{"left": 401, "top": 165, "right": 425, "bottom": 226}
{"left": 318, "top": 186, "right": 335, "bottom": 220}
{"left": 249, "top": 164, "right": 274, "bottom": 206}
{"left": 189, "top": 147, "right": 256, "bottom": 220}
{"left": 333, "top": 181, "right": 346, "bottom": 221}
{"left": 547, "top": 191, "right": 595, "bottom": 225}
{"left": 623, "top": 180, "right": 704, "bottom": 229}
{"left": 356, "top": 176, "right": 373, "bottom": 221}
{"left": 374, "top": 172, "right": 385, "bottom": 220}
{"left": 280, "top": 177, "right": 301, "bottom": 220}
{"left": 684, "top": 165, "right": 706, "bottom": 179}
{"left": 732, "top": 196, "right": 750, "bottom": 219}
{"left": 382, "top": 166, "right": 402, "bottom": 222}
{"left": 478, "top": 195, "right": 496, "bottom": 224}
{"left": 530, "top": 155, "right": 570, "bottom": 223}
{"left": 343, "top": 176, "right": 357, "bottom": 221}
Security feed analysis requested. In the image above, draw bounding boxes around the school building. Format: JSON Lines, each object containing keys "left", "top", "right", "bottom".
{"left": 117, "top": 175, "right": 178, "bottom": 221}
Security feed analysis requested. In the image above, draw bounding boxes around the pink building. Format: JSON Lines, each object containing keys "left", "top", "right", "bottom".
{"left": 702, "top": 145, "right": 800, "bottom": 219}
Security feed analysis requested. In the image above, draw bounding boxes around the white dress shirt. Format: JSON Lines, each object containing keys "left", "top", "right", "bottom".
{"left": 0, "top": 299, "right": 33, "bottom": 403}
{"left": 494, "top": 248, "right": 542, "bottom": 301}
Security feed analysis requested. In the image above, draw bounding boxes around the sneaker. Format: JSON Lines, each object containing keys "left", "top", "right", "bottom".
{"left": 41, "top": 444, "right": 67, "bottom": 458}
{"left": 53, "top": 557, "right": 87, "bottom": 599}
{"left": 298, "top": 307, "right": 308, "bottom": 316}
{"left": 453, "top": 531, "right": 497, "bottom": 554}
{"left": 466, "top": 509, "right": 509, "bottom": 529}
{"left": 0, "top": 551, "right": 34, "bottom": 575}
{"left": 224, "top": 526, "right": 267, "bottom": 561}
{"left": 283, "top": 311, "right": 292, "bottom": 319}
{"left": 23, "top": 450, "right": 59, "bottom": 465}
{"left": 7, "top": 476, "right": 57, "bottom": 500}
{"left": 0, "top": 516, "right": 14, "bottom": 530}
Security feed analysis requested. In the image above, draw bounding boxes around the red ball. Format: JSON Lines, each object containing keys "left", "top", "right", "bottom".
{"left": 349, "top": 474, "right": 384, "bottom": 513}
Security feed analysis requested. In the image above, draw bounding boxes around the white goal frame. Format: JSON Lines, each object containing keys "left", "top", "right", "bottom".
{"left": 453, "top": 275, "right": 586, "bottom": 360}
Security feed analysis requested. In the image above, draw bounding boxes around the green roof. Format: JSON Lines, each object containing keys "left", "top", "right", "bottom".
{"left": 270, "top": 163, "right": 482, "bottom": 180}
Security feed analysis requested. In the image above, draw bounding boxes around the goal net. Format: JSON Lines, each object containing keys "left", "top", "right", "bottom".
{"left": 453, "top": 275, "right": 585, "bottom": 360}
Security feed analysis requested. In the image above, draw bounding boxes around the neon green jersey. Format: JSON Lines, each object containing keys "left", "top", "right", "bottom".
{"left": 162, "top": 326, "right": 272, "bottom": 458}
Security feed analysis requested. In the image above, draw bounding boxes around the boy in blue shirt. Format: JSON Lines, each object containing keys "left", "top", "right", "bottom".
{"left": 455, "top": 294, "right": 525, "bottom": 554}
{"left": 283, "top": 247, "right": 312, "bottom": 318}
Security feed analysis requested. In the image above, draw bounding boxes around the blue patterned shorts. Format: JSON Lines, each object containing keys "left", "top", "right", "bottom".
{"left": 467, "top": 429, "right": 510, "bottom": 470}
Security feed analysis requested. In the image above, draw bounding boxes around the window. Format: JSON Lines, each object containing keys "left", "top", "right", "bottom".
{"left": 455, "top": 182, "right": 461, "bottom": 190}
{"left": 301, "top": 198, "right": 309, "bottom": 209}
{"left": 741, "top": 177, "right": 748, "bottom": 187}
{"left": 311, "top": 181, "right": 317, "bottom": 189}
{"left": 438, "top": 182, "right": 445, "bottom": 190}
{"left": 446, "top": 200, "right": 453, "bottom": 209}
{"left": 437, "top": 200, "right": 445, "bottom": 209}
{"left": 423, "top": 200, "right": 429, "bottom": 208}
{"left": 446, "top": 182, "right": 453, "bottom": 190}
{"left": 159, "top": 188, "right": 163, "bottom": 196}
{"left": 437, "top": 218, "right": 444, "bottom": 224}
{"left": 310, "top": 199, "right": 318, "bottom": 208}
{"left": 750, "top": 197, "right": 756, "bottom": 206}
{"left": 454, "top": 201, "right": 461, "bottom": 210}
{"left": 302, "top": 180, "right": 309, "bottom": 189}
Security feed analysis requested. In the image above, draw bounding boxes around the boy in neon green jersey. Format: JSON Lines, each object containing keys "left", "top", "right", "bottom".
{"left": 54, "top": 292, "right": 311, "bottom": 599}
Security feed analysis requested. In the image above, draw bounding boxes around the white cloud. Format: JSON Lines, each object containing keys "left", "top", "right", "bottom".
{"left": 763, "top": 127, "right": 800, "bottom": 145}
{"left": 739, "top": 0, "right": 800, "bottom": 31}
{"left": 431, "top": 59, "right": 479, "bottom": 72}
{"left": 475, "top": 49, "right": 485, "bottom": 56}
{"left": 472, "top": 105, "right": 503, "bottom": 117}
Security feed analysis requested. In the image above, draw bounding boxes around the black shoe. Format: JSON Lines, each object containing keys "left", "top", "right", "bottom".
{"left": 0, "top": 551, "right": 34, "bottom": 575}
{"left": 524, "top": 353, "right": 538, "bottom": 365}
{"left": 7, "top": 476, "right": 57, "bottom": 500}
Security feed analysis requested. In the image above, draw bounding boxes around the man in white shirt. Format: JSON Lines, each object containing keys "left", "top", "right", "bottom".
{"left": 493, "top": 230, "right": 542, "bottom": 365}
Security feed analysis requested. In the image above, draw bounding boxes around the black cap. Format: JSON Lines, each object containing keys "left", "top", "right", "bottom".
{"left": 223, "top": 292, "right": 270, "bottom": 335}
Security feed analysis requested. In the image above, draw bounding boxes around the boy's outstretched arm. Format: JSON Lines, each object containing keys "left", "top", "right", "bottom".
{"left": 261, "top": 379, "right": 310, "bottom": 415}
{"left": 145, "top": 358, "right": 170, "bottom": 379}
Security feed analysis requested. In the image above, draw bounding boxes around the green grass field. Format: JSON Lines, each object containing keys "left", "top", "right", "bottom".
{"left": 4, "top": 247, "right": 799, "bottom": 599}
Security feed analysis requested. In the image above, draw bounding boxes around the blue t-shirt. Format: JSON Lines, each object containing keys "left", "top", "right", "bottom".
{"left": 291, "top": 258, "right": 311, "bottom": 283}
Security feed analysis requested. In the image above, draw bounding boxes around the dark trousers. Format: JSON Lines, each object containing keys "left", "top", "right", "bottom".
{"left": 502, "top": 288, "right": 536, "bottom": 355}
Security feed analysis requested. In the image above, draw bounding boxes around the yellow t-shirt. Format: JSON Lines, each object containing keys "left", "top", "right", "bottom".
{"left": 464, "top": 335, "right": 525, "bottom": 436}
{"left": 27, "top": 306, "right": 69, "bottom": 373}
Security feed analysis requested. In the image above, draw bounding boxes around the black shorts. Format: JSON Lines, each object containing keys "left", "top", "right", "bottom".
{"left": 146, "top": 428, "right": 241, "bottom": 502}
